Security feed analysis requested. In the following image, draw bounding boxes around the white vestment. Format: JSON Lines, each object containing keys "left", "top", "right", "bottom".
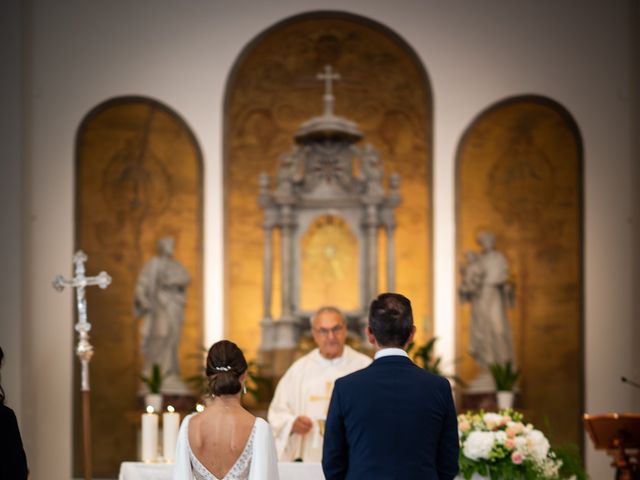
{"left": 267, "top": 346, "right": 371, "bottom": 462}
{"left": 173, "top": 414, "right": 280, "bottom": 480}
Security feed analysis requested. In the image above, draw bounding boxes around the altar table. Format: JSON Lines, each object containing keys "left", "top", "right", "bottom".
{"left": 118, "top": 461, "right": 325, "bottom": 480}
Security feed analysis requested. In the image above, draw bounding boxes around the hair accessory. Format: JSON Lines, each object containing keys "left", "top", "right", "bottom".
{"left": 214, "top": 365, "right": 232, "bottom": 372}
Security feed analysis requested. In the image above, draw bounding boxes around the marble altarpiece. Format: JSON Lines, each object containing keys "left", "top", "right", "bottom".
{"left": 257, "top": 66, "right": 401, "bottom": 376}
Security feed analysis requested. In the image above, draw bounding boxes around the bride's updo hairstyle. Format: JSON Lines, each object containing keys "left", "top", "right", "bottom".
{"left": 205, "top": 340, "right": 248, "bottom": 396}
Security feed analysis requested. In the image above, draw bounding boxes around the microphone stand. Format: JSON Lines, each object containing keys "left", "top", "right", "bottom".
{"left": 621, "top": 376, "right": 640, "bottom": 389}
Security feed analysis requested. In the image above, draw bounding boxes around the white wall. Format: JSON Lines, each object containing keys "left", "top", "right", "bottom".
{"left": 0, "top": 0, "right": 24, "bottom": 428}
{"left": 6, "top": 0, "right": 638, "bottom": 478}
{"left": 630, "top": 0, "right": 640, "bottom": 414}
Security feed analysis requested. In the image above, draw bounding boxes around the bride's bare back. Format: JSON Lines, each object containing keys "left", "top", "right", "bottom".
{"left": 188, "top": 399, "right": 256, "bottom": 479}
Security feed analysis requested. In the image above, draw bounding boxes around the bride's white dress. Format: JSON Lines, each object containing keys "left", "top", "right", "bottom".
{"left": 173, "top": 414, "right": 280, "bottom": 480}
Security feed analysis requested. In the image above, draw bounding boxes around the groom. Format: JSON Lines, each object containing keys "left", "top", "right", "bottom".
{"left": 322, "top": 293, "right": 459, "bottom": 479}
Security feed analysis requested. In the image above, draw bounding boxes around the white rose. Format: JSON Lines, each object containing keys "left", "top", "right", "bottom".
{"left": 463, "top": 431, "right": 495, "bottom": 460}
{"left": 526, "top": 430, "right": 550, "bottom": 461}
{"left": 494, "top": 431, "right": 508, "bottom": 444}
{"left": 483, "top": 413, "right": 502, "bottom": 426}
{"left": 514, "top": 436, "right": 527, "bottom": 453}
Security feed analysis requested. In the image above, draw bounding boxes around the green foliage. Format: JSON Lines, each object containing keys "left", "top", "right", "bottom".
{"left": 489, "top": 361, "right": 520, "bottom": 391}
{"left": 140, "top": 364, "right": 163, "bottom": 394}
{"left": 244, "top": 360, "right": 273, "bottom": 403}
{"left": 186, "top": 346, "right": 209, "bottom": 397}
{"left": 407, "top": 337, "right": 466, "bottom": 387}
{"left": 554, "top": 444, "right": 587, "bottom": 480}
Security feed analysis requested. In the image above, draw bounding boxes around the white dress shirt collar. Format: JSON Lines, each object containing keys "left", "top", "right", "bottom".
{"left": 374, "top": 347, "right": 409, "bottom": 360}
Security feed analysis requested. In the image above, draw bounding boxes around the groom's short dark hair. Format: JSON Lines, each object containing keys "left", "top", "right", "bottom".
{"left": 368, "top": 293, "right": 413, "bottom": 347}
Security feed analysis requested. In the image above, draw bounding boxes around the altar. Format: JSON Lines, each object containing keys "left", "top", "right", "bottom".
{"left": 118, "top": 461, "right": 325, "bottom": 480}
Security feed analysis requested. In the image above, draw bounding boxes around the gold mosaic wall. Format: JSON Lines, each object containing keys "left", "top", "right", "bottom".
{"left": 224, "top": 13, "right": 433, "bottom": 361}
{"left": 300, "top": 215, "right": 360, "bottom": 311}
{"left": 456, "top": 97, "right": 583, "bottom": 445}
{"left": 75, "top": 98, "right": 203, "bottom": 476}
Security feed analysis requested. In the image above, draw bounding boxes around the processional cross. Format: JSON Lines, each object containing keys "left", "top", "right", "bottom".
{"left": 53, "top": 250, "right": 111, "bottom": 480}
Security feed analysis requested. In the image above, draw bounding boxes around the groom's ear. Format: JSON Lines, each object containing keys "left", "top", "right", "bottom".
{"left": 366, "top": 326, "right": 377, "bottom": 347}
{"left": 404, "top": 325, "right": 416, "bottom": 349}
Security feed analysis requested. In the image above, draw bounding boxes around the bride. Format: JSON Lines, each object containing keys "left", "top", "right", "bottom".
{"left": 174, "top": 340, "right": 280, "bottom": 480}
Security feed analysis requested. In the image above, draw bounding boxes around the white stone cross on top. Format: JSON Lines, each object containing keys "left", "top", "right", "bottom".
{"left": 317, "top": 64, "right": 341, "bottom": 116}
{"left": 53, "top": 250, "right": 111, "bottom": 391}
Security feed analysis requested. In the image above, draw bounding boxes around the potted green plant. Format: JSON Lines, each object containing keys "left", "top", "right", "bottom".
{"left": 244, "top": 360, "right": 273, "bottom": 406}
{"left": 407, "top": 337, "right": 466, "bottom": 387}
{"left": 488, "top": 361, "right": 520, "bottom": 409}
{"left": 140, "top": 363, "right": 163, "bottom": 411}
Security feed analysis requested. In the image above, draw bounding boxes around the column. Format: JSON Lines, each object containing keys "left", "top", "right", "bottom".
{"left": 364, "top": 203, "right": 379, "bottom": 304}
{"left": 385, "top": 174, "right": 401, "bottom": 293}
{"left": 385, "top": 221, "right": 396, "bottom": 292}
{"left": 261, "top": 212, "right": 275, "bottom": 321}
{"left": 258, "top": 174, "right": 275, "bottom": 354}
{"left": 280, "top": 204, "right": 294, "bottom": 320}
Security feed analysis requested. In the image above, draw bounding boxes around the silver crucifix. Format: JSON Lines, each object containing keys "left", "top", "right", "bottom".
{"left": 52, "top": 250, "right": 111, "bottom": 391}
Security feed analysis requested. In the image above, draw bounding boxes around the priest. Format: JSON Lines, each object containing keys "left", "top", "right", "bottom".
{"left": 267, "top": 307, "right": 371, "bottom": 462}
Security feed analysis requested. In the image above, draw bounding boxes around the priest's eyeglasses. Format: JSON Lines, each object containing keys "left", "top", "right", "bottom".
{"left": 314, "top": 325, "right": 345, "bottom": 337}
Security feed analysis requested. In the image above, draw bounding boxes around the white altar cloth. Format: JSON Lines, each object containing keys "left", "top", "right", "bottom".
{"left": 119, "top": 461, "right": 325, "bottom": 480}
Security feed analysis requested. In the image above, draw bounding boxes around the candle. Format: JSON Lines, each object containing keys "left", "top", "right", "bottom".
{"left": 141, "top": 405, "right": 158, "bottom": 463}
{"left": 162, "top": 405, "right": 180, "bottom": 463}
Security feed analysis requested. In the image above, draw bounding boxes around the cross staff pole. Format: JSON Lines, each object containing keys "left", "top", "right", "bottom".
{"left": 53, "top": 251, "right": 111, "bottom": 480}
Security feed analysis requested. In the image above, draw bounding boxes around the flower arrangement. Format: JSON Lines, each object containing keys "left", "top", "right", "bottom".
{"left": 457, "top": 409, "right": 582, "bottom": 480}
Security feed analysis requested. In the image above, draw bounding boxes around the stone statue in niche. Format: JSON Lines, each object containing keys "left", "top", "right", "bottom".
{"left": 459, "top": 231, "right": 515, "bottom": 390}
{"left": 134, "top": 236, "right": 191, "bottom": 394}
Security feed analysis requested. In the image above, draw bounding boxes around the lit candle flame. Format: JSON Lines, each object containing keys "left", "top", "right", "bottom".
{"left": 195, "top": 404, "right": 205, "bottom": 413}
{"left": 167, "top": 405, "right": 175, "bottom": 413}
{"left": 146, "top": 405, "right": 154, "bottom": 414}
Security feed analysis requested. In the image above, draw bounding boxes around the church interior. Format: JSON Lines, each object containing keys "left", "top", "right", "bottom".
{"left": 0, "top": 1, "right": 638, "bottom": 479}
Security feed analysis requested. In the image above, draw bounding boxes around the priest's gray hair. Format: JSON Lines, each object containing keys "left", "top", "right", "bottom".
{"left": 310, "top": 306, "right": 346, "bottom": 327}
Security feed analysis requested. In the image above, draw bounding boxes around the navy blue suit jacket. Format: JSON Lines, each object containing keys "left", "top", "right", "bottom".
{"left": 322, "top": 355, "right": 459, "bottom": 480}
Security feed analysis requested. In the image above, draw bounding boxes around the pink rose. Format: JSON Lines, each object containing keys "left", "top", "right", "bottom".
{"left": 504, "top": 438, "right": 515, "bottom": 450}
{"left": 459, "top": 420, "right": 471, "bottom": 432}
{"left": 511, "top": 451, "right": 523, "bottom": 464}
{"left": 506, "top": 426, "right": 517, "bottom": 438}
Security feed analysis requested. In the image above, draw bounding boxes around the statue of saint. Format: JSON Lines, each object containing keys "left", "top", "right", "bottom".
{"left": 134, "top": 236, "right": 191, "bottom": 394}
{"left": 459, "top": 231, "right": 515, "bottom": 373}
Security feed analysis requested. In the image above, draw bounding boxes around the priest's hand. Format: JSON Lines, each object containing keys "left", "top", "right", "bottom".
{"left": 291, "top": 415, "right": 313, "bottom": 435}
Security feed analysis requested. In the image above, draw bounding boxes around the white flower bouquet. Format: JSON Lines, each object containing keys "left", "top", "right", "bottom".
{"left": 457, "top": 409, "right": 582, "bottom": 480}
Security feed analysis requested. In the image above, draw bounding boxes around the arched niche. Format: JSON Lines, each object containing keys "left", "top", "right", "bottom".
{"left": 456, "top": 95, "right": 583, "bottom": 446}
{"left": 74, "top": 97, "right": 203, "bottom": 476}
{"left": 224, "top": 11, "right": 434, "bottom": 362}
